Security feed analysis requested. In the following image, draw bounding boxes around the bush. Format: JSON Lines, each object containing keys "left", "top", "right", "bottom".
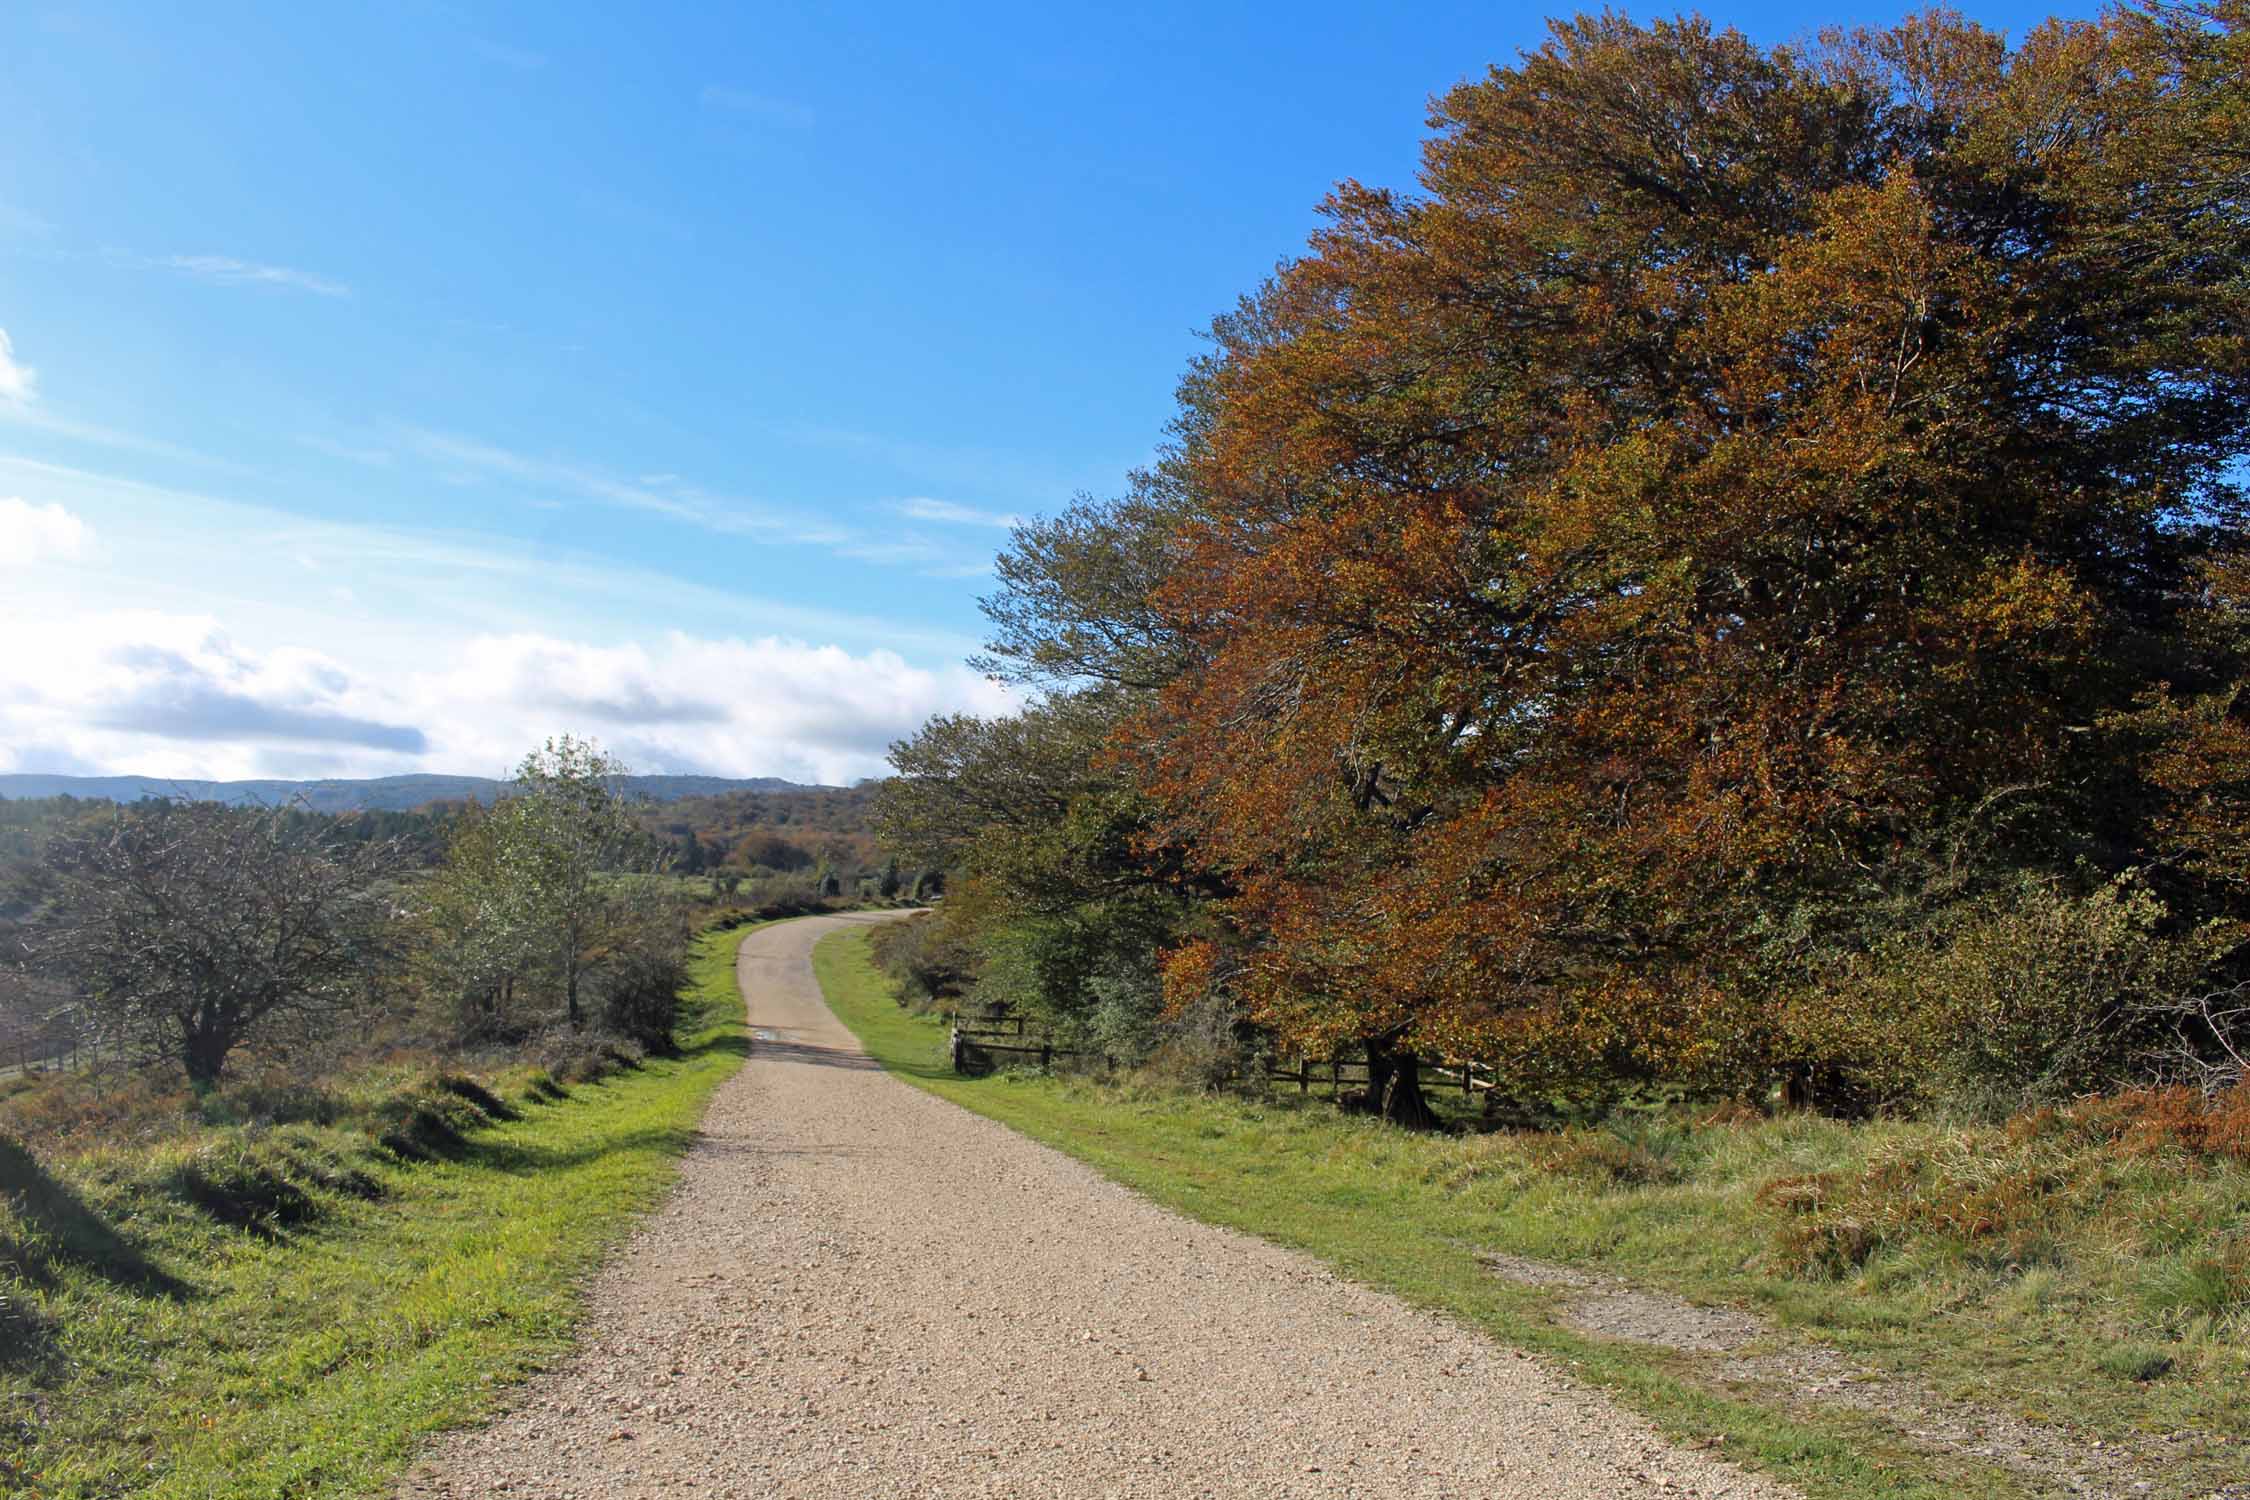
{"left": 740, "top": 873, "right": 828, "bottom": 918}
{"left": 526, "top": 1031, "right": 643, "bottom": 1087}
{"left": 597, "top": 949, "right": 686, "bottom": 1051}
{"left": 867, "top": 913, "right": 975, "bottom": 1012}
{"left": 1788, "top": 877, "right": 2231, "bottom": 1117}
{"left": 1139, "top": 984, "right": 1258, "bottom": 1092}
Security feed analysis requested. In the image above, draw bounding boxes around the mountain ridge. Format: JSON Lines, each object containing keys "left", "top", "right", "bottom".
{"left": 0, "top": 772, "right": 837, "bottom": 814}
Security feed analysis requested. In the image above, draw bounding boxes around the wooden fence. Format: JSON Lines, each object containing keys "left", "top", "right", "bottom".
{"left": 941, "top": 1008, "right": 1509, "bottom": 1109}
{"left": 1263, "top": 1054, "right": 1504, "bottom": 1100}
{"left": 0, "top": 1028, "right": 94, "bottom": 1080}
{"left": 946, "top": 1010, "right": 1112, "bottom": 1073}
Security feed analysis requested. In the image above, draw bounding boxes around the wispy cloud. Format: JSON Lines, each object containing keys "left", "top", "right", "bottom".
{"left": 159, "top": 254, "right": 352, "bottom": 297}
{"left": 896, "top": 496, "right": 1020, "bottom": 528}
{"left": 770, "top": 418, "right": 1109, "bottom": 517}
{"left": 0, "top": 326, "right": 243, "bottom": 468}
{"left": 297, "top": 434, "right": 395, "bottom": 467}
{"left": 396, "top": 427, "right": 994, "bottom": 573}
{"left": 0, "top": 450, "right": 991, "bottom": 662}
{"left": 0, "top": 199, "right": 52, "bottom": 238}
{"left": 400, "top": 427, "right": 754, "bottom": 531}
{"left": 468, "top": 35, "right": 548, "bottom": 71}
{"left": 101, "top": 249, "right": 351, "bottom": 298}
{"left": 0, "top": 327, "right": 36, "bottom": 406}
{"left": 699, "top": 85, "right": 815, "bottom": 129}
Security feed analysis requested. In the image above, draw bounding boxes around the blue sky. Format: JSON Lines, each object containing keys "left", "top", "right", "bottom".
{"left": 0, "top": 0, "right": 2092, "bottom": 784}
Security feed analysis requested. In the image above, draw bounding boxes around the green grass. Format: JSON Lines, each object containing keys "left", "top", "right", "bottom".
{"left": 813, "top": 930, "right": 2250, "bottom": 1500}
{"left": 0, "top": 921, "right": 766, "bottom": 1499}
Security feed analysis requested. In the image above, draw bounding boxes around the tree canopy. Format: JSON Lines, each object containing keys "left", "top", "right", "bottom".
{"left": 884, "top": 3, "right": 2250, "bottom": 1119}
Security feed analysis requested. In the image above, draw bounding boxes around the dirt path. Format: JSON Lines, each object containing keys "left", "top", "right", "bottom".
{"left": 401, "top": 913, "right": 1796, "bottom": 1499}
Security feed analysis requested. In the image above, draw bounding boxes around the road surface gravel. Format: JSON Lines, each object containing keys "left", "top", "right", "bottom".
{"left": 400, "top": 911, "right": 1796, "bottom": 1499}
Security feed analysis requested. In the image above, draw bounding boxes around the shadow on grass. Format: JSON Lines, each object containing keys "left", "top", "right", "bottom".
{"left": 683, "top": 1031, "right": 750, "bottom": 1062}
{"left": 0, "top": 1135, "right": 191, "bottom": 1300}
{"left": 467, "top": 1124, "right": 705, "bottom": 1175}
{"left": 0, "top": 1284, "right": 59, "bottom": 1376}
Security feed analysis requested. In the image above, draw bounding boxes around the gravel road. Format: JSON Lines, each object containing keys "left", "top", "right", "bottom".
{"left": 401, "top": 912, "right": 1796, "bottom": 1499}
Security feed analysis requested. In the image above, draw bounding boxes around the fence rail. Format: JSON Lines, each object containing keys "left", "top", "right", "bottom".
{"left": 1262, "top": 1055, "right": 1502, "bottom": 1098}
{"left": 941, "top": 1007, "right": 1508, "bottom": 1107}
{"left": 946, "top": 1009, "right": 1112, "bottom": 1073}
{"left": 0, "top": 1032, "right": 94, "bottom": 1081}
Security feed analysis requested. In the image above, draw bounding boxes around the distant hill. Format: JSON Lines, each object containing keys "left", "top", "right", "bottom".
{"left": 0, "top": 772, "right": 828, "bottom": 814}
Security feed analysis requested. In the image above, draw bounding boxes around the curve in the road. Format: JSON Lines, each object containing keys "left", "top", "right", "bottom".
{"left": 402, "top": 911, "right": 1795, "bottom": 1499}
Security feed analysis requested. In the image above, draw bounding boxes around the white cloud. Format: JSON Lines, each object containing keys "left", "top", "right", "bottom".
{"left": 0, "top": 453, "right": 1012, "bottom": 782}
{"left": 0, "top": 614, "right": 424, "bottom": 779}
{"left": 0, "top": 450, "right": 988, "bottom": 661}
{"left": 0, "top": 327, "right": 36, "bottom": 406}
{"left": 0, "top": 610, "right": 1013, "bottom": 785}
{"left": 0, "top": 497, "right": 88, "bottom": 565}
{"left": 896, "top": 496, "right": 1020, "bottom": 528}
{"left": 413, "top": 632, "right": 1012, "bottom": 783}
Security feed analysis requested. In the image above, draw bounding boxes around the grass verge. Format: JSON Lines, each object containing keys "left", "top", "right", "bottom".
{"left": 0, "top": 921, "right": 762, "bottom": 1499}
{"left": 813, "top": 930, "right": 2248, "bottom": 1500}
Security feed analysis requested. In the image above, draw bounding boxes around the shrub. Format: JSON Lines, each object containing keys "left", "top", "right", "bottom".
{"left": 868, "top": 913, "right": 975, "bottom": 1012}
{"left": 739, "top": 873, "right": 828, "bottom": 918}
{"left": 596, "top": 949, "right": 686, "bottom": 1051}
{"left": 526, "top": 1031, "right": 643, "bottom": 1087}
{"left": 1789, "top": 877, "right": 2231, "bottom": 1117}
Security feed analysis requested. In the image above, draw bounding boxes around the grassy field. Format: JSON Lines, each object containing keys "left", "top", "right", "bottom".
{"left": 0, "top": 921, "right": 763, "bottom": 1500}
{"left": 813, "top": 930, "right": 2250, "bottom": 1500}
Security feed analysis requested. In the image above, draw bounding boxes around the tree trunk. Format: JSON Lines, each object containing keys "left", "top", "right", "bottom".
{"left": 1361, "top": 1034, "right": 1442, "bottom": 1131}
{"left": 182, "top": 1023, "right": 231, "bottom": 1093}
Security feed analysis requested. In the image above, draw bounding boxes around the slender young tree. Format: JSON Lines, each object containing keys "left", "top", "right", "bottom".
{"left": 500, "top": 736, "right": 649, "bottom": 1030}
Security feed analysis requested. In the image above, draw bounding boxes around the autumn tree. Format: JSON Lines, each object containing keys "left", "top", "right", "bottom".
{"left": 1117, "top": 5, "right": 2250, "bottom": 1117}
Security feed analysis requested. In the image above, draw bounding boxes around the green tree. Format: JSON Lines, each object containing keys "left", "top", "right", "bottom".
{"left": 502, "top": 737, "right": 650, "bottom": 1030}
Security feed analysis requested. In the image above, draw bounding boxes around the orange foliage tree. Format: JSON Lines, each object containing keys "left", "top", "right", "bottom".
{"left": 1114, "top": 7, "right": 2250, "bottom": 1120}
